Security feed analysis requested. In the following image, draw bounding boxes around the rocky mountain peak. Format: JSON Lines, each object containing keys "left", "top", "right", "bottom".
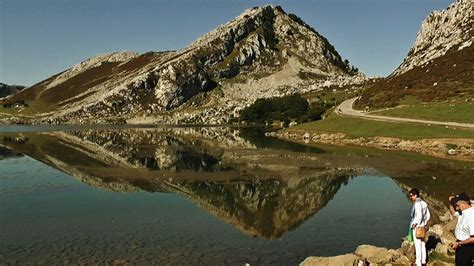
{"left": 392, "top": 0, "right": 473, "bottom": 75}
{"left": 147, "top": 4, "right": 360, "bottom": 113}
{"left": 184, "top": 4, "right": 349, "bottom": 77}
{"left": 188, "top": 5, "right": 277, "bottom": 47}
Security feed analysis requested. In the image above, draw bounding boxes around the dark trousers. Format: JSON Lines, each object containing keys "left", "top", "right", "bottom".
{"left": 455, "top": 245, "right": 474, "bottom": 266}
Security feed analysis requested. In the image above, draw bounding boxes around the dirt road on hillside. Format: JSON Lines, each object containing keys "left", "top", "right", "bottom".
{"left": 337, "top": 97, "right": 474, "bottom": 129}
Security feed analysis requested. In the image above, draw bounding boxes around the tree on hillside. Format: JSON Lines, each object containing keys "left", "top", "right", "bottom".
{"left": 343, "top": 59, "right": 359, "bottom": 75}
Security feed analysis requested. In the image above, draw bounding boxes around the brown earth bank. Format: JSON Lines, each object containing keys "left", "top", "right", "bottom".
{"left": 267, "top": 129, "right": 474, "bottom": 162}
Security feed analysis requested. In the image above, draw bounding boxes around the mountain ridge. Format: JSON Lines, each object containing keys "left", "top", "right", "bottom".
{"left": 1, "top": 5, "right": 365, "bottom": 124}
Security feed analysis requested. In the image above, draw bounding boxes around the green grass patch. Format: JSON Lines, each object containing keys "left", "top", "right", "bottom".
{"left": 292, "top": 113, "right": 474, "bottom": 139}
{"left": 398, "top": 95, "right": 420, "bottom": 105}
{"left": 304, "top": 88, "right": 357, "bottom": 104}
{"left": 373, "top": 102, "right": 474, "bottom": 124}
{"left": 0, "top": 98, "right": 54, "bottom": 116}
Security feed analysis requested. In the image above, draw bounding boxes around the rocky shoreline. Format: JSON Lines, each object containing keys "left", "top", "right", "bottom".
{"left": 267, "top": 129, "right": 474, "bottom": 162}
{"left": 300, "top": 208, "right": 458, "bottom": 265}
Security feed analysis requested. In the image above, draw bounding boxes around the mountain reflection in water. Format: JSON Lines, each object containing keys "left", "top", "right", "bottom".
{"left": 1, "top": 126, "right": 473, "bottom": 239}
{"left": 0, "top": 127, "right": 355, "bottom": 239}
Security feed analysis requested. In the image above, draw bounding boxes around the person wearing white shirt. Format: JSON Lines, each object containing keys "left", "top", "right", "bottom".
{"left": 409, "top": 188, "right": 430, "bottom": 266}
{"left": 449, "top": 192, "right": 474, "bottom": 266}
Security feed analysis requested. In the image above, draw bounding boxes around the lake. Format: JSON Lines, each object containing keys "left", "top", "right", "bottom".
{"left": 0, "top": 126, "right": 472, "bottom": 264}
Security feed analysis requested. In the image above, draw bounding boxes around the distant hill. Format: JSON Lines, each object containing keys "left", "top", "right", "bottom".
{"left": 1, "top": 5, "right": 364, "bottom": 124}
{"left": 0, "top": 83, "right": 26, "bottom": 99}
{"left": 357, "top": 0, "right": 473, "bottom": 108}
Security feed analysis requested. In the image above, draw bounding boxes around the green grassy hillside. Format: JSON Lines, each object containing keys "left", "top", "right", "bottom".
{"left": 293, "top": 113, "right": 474, "bottom": 139}
{"left": 374, "top": 102, "right": 474, "bottom": 124}
{"left": 356, "top": 45, "right": 474, "bottom": 109}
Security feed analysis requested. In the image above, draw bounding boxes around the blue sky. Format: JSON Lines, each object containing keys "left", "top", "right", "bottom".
{"left": 1, "top": 0, "right": 453, "bottom": 86}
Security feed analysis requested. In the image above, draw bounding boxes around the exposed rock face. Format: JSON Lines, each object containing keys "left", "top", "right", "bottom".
{"left": 393, "top": 0, "right": 473, "bottom": 75}
{"left": 1, "top": 5, "right": 365, "bottom": 125}
{"left": 356, "top": 0, "right": 474, "bottom": 108}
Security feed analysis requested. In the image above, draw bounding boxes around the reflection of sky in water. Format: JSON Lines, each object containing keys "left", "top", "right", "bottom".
{"left": 0, "top": 156, "right": 411, "bottom": 265}
{"left": 287, "top": 175, "right": 410, "bottom": 250}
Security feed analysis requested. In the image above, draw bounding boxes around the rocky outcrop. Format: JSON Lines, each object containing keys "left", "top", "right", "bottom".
{"left": 301, "top": 245, "right": 411, "bottom": 265}
{"left": 300, "top": 254, "right": 357, "bottom": 266}
{"left": 356, "top": 0, "right": 474, "bottom": 108}
{"left": 393, "top": 0, "right": 473, "bottom": 75}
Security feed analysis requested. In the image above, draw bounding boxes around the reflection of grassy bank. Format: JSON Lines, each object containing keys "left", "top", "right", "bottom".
{"left": 393, "top": 166, "right": 474, "bottom": 209}
{"left": 307, "top": 142, "right": 473, "bottom": 168}
{"left": 265, "top": 134, "right": 474, "bottom": 210}
{"left": 239, "top": 127, "right": 325, "bottom": 153}
{"left": 292, "top": 113, "right": 474, "bottom": 139}
{"left": 296, "top": 142, "right": 474, "bottom": 181}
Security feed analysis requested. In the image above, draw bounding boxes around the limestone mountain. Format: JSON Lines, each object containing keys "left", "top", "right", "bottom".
{"left": 393, "top": 0, "right": 472, "bottom": 76}
{"left": 0, "top": 83, "right": 25, "bottom": 99}
{"left": 1, "top": 5, "right": 364, "bottom": 124}
{"left": 357, "top": 0, "right": 473, "bottom": 108}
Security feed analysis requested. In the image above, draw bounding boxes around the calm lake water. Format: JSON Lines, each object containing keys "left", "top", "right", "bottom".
{"left": 0, "top": 126, "right": 472, "bottom": 264}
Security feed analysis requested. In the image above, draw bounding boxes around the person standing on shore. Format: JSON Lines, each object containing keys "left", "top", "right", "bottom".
{"left": 409, "top": 188, "right": 430, "bottom": 266}
{"left": 449, "top": 192, "right": 474, "bottom": 266}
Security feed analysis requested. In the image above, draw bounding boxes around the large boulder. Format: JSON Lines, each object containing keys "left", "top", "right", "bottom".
{"left": 401, "top": 240, "right": 416, "bottom": 262}
{"left": 300, "top": 254, "right": 357, "bottom": 266}
{"left": 354, "top": 245, "right": 393, "bottom": 264}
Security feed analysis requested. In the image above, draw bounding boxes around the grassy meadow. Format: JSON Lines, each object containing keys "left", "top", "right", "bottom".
{"left": 372, "top": 102, "right": 474, "bottom": 124}
{"left": 292, "top": 113, "right": 474, "bottom": 139}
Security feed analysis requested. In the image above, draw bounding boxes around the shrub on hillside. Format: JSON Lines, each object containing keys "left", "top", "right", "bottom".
{"left": 240, "top": 94, "right": 331, "bottom": 125}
